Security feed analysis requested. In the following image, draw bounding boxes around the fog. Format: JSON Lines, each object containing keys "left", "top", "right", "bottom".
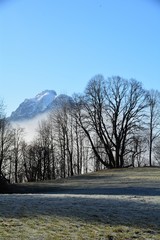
{"left": 11, "top": 112, "right": 49, "bottom": 142}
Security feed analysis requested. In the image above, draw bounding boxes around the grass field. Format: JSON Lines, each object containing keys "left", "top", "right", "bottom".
{"left": 0, "top": 167, "right": 160, "bottom": 239}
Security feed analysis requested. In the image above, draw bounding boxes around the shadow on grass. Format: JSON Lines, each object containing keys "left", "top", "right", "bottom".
{"left": 5, "top": 183, "right": 160, "bottom": 196}
{"left": 0, "top": 193, "right": 160, "bottom": 232}
{"left": 1, "top": 168, "right": 160, "bottom": 234}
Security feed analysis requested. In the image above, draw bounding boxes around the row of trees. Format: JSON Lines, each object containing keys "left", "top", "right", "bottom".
{"left": 1, "top": 75, "right": 160, "bottom": 183}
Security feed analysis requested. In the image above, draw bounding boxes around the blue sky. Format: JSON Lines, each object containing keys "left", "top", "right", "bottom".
{"left": 0, "top": 0, "right": 160, "bottom": 116}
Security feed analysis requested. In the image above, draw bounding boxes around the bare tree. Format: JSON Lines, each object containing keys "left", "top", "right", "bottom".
{"left": 0, "top": 118, "right": 13, "bottom": 177}
{"left": 38, "top": 121, "right": 50, "bottom": 180}
{"left": 129, "top": 133, "right": 147, "bottom": 167}
{"left": 146, "top": 90, "right": 160, "bottom": 166}
{"left": 49, "top": 100, "right": 74, "bottom": 178}
{"left": 73, "top": 118, "right": 86, "bottom": 174}
{"left": 73, "top": 77, "right": 112, "bottom": 168}
{"left": 11, "top": 127, "right": 24, "bottom": 183}
{"left": 154, "top": 139, "right": 160, "bottom": 166}
{"left": 106, "top": 77, "right": 148, "bottom": 167}
{"left": 74, "top": 75, "right": 148, "bottom": 168}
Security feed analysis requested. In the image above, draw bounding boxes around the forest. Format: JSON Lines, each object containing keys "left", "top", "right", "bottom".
{"left": 1, "top": 75, "right": 160, "bottom": 184}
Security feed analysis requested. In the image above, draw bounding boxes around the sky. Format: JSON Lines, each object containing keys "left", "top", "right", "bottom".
{"left": 0, "top": 0, "right": 160, "bottom": 116}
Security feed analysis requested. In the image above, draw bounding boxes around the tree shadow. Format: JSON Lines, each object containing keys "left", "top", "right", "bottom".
{"left": 6, "top": 183, "right": 160, "bottom": 197}
{"left": 0, "top": 193, "right": 160, "bottom": 231}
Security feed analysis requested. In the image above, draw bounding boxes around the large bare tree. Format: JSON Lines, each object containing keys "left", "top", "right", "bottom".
{"left": 74, "top": 75, "right": 148, "bottom": 168}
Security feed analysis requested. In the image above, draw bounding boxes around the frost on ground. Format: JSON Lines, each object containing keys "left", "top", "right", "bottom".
{"left": 0, "top": 168, "right": 160, "bottom": 240}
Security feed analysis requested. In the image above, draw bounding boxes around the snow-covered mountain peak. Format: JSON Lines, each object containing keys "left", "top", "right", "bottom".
{"left": 35, "top": 90, "right": 57, "bottom": 102}
{"left": 9, "top": 90, "right": 72, "bottom": 121}
{"left": 10, "top": 90, "right": 57, "bottom": 121}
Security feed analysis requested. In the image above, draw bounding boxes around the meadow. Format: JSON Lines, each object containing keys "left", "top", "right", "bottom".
{"left": 0, "top": 167, "right": 160, "bottom": 239}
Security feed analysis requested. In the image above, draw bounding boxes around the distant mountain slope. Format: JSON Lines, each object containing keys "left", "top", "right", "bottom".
{"left": 48, "top": 94, "right": 73, "bottom": 109}
{"left": 9, "top": 90, "right": 72, "bottom": 121}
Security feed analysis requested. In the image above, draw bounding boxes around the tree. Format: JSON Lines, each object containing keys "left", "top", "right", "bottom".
{"left": 36, "top": 120, "right": 56, "bottom": 180}
{"left": 49, "top": 100, "right": 74, "bottom": 178}
{"left": 74, "top": 75, "right": 148, "bottom": 168}
{"left": 73, "top": 118, "right": 86, "bottom": 174}
{"left": 129, "top": 133, "right": 147, "bottom": 167}
{"left": 73, "top": 77, "right": 112, "bottom": 168}
{"left": 11, "top": 127, "right": 24, "bottom": 183}
{"left": 154, "top": 139, "right": 160, "bottom": 166}
{"left": 0, "top": 118, "right": 13, "bottom": 177}
{"left": 146, "top": 90, "right": 160, "bottom": 166}
{"left": 105, "top": 77, "right": 147, "bottom": 167}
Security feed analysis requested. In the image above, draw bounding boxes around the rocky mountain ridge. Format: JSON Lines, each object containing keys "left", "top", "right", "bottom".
{"left": 9, "top": 90, "right": 72, "bottom": 121}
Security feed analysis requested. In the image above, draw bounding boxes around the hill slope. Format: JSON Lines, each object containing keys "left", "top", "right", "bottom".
{"left": 9, "top": 167, "right": 160, "bottom": 195}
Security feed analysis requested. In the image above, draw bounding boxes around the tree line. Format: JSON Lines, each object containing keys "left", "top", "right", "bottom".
{"left": 1, "top": 75, "right": 160, "bottom": 183}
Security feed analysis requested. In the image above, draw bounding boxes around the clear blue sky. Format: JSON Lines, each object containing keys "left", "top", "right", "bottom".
{"left": 0, "top": 0, "right": 160, "bottom": 116}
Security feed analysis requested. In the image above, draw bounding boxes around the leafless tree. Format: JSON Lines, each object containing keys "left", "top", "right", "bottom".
{"left": 154, "top": 139, "right": 160, "bottom": 166}
{"left": 146, "top": 90, "right": 160, "bottom": 166}
{"left": 74, "top": 75, "right": 148, "bottom": 168}
{"left": 11, "top": 127, "right": 24, "bottom": 183}
{"left": 49, "top": 100, "right": 74, "bottom": 178}
{"left": 0, "top": 118, "right": 13, "bottom": 177}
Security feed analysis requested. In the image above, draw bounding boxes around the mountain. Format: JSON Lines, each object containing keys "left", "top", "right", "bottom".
{"left": 9, "top": 90, "right": 72, "bottom": 121}
{"left": 48, "top": 94, "right": 73, "bottom": 109}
